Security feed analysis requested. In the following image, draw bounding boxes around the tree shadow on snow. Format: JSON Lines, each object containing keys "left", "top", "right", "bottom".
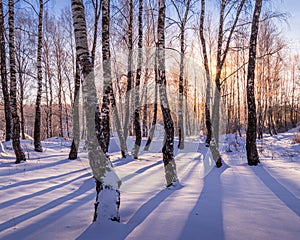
{"left": 179, "top": 163, "right": 229, "bottom": 240}
{"left": 0, "top": 175, "right": 92, "bottom": 234}
{"left": 0, "top": 168, "right": 88, "bottom": 191}
{"left": 77, "top": 186, "right": 178, "bottom": 240}
{"left": 112, "top": 156, "right": 136, "bottom": 167}
{"left": 0, "top": 173, "right": 90, "bottom": 210}
{"left": 251, "top": 166, "right": 300, "bottom": 217}
{"left": 120, "top": 160, "right": 163, "bottom": 182}
{"left": 0, "top": 157, "right": 72, "bottom": 177}
{"left": 1, "top": 179, "right": 94, "bottom": 240}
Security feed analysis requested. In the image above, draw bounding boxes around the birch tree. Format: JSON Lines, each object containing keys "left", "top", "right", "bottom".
{"left": 170, "top": 0, "right": 192, "bottom": 150}
{"left": 0, "top": 0, "right": 12, "bottom": 141}
{"left": 200, "top": 0, "right": 245, "bottom": 167}
{"left": 52, "top": 25, "right": 64, "bottom": 138}
{"left": 123, "top": 0, "right": 134, "bottom": 142}
{"left": 246, "top": 0, "right": 262, "bottom": 166}
{"left": 132, "top": 0, "right": 143, "bottom": 159}
{"left": 15, "top": 11, "right": 33, "bottom": 140}
{"left": 69, "top": 58, "right": 81, "bottom": 160}
{"left": 199, "top": 0, "right": 212, "bottom": 147}
{"left": 71, "top": 0, "right": 121, "bottom": 221}
{"left": 8, "top": 0, "right": 26, "bottom": 163}
{"left": 98, "top": 0, "right": 111, "bottom": 154}
{"left": 144, "top": 51, "right": 158, "bottom": 151}
{"left": 70, "top": 0, "right": 101, "bottom": 159}
{"left": 157, "top": 0, "right": 178, "bottom": 187}
{"left": 33, "top": 0, "right": 44, "bottom": 152}
{"left": 43, "top": 12, "right": 54, "bottom": 138}
{"left": 143, "top": 1, "right": 158, "bottom": 151}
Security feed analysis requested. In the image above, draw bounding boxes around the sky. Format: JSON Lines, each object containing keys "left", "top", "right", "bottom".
{"left": 276, "top": 0, "right": 300, "bottom": 49}
{"left": 51, "top": 0, "right": 300, "bottom": 50}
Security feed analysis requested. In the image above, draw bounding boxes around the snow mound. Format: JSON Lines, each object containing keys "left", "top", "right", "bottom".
{"left": 43, "top": 136, "right": 70, "bottom": 142}
{"left": 24, "top": 133, "right": 34, "bottom": 141}
{"left": 287, "top": 123, "right": 300, "bottom": 133}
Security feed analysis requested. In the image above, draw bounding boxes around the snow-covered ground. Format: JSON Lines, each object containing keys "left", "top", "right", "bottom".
{"left": 0, "top": 132, "right": 299, "bottom": 240}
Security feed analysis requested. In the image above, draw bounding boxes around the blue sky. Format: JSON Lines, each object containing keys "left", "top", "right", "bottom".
{"left": 50, "top": 0, "right": 69, "bottom": 11}
{"left": 51, "top": 0, "right": 300, "bottom": 49}
{"left": 279, "top": 0, "right": 300, "bottom": 48}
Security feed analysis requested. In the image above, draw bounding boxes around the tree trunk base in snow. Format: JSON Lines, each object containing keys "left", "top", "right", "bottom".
{"left": 215, "top": 157, "right": 222, "bottom": 168}
{"left": 178, "top": 127, "right": 184, "bottom": 150}
{"left": 93, "top": 180, "right": 121, "bottom": 222}
{"left": 13, "top": 138, "right": 26, "bottom": 164}
{"left": 178, "top": 140, "right": 184, "bottom": 150}
{"left": 210, "top": 144, "right": 222, "bottom": 168}
{"left": 34, "top": 145, "right": 43, "bottom": 152}
{"left": 246, "top": 139, "right": 260, "bottom": 166}
{"left": 15, "top": 156, "right": 26, "bottom": 164}
{"left": 164, "top": 159, "right": 178, "bottom": 187}
{"left": 68, "top": 139, "right": 78, "bottom": 160}
{"left": 246, "top": 130, "right": 260, "bottom": 166}
{"left": 205, "top": 135, "right": 211, "bottom": 147}
{"left": 121, "top": 150, "right": 127, "bottom": 159}
{"left": 144, "top": 126, "right": 155, "bottom": 151}
{"left": 247, "top": 150, "right": 260, "bottom": 166}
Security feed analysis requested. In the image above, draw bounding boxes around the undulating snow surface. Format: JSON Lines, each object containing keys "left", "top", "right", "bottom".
{"left": 0, "top": 132, "right": 299, "bottom": 240}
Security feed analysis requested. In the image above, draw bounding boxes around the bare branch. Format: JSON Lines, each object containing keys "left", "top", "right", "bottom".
{"left": 22, "top": 0, "right": 38, "bottom": 15}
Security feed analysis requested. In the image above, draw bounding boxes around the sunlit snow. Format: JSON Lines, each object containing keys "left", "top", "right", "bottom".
{"left": 0, "top": 130, "right": 299, "bottom": 240}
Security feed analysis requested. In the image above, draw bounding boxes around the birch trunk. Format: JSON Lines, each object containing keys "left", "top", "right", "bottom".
{"left": 246, "top": 0, "right": 262, "bottom": 166}
{"left": 34, "top": 0, "right": 44, "bottom": 152}
{"left": 144, "top": 49, "right": 158, "bottom": 151}
{"left": 142, "top": 78, "right": 148, "bottom": 138}
{"left": 57, "top": 47, "right": 64, "bottom": 137}
{"left": 199, "top": 0, "right": 220, "bottom": 167}
{"left": 111, "top": 89, "right": 128, "bottom": 158}
{"left": 99, "top": 0, "right": 111, "bottom": 154}
{"left": 133, "top": 0, "right": 143, "bottom": 159}
{"left": 8, "top": 0, "right": 26, "bottom": 163}
{"left": 175, "top": 0, "right": 191, "bottom": 150}
{"left": 44, "top": 22, "right": 53, "bottom": 138}
{"left": 123, "top": 0, "right": 133, "bottom": 141}
{"left": 199, "top": 0, "right": 212, "bottom": 147}
{"left": 18, "top": 64, "right": 25, "bottom": 139}
{"left": 71, "top": 0, "right": 121, "bottom": 222}
{"left": 0, "top": 0, "right": 12, "bottom": 141}
{"left": 69, "top": 58, "right": 81, "bottom": 160}
{"left": 157, "top": 0, "right": 178, "bottom": 187}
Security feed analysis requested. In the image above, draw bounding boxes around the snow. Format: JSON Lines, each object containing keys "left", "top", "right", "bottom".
{"left": 0, "top": 141, "right": 5, "bottom": 154}
{"left": 0, "top": 131, "right": 300, "bottom": 240}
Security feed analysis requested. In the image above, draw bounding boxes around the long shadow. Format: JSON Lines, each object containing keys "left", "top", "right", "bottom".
{"left": 77, "top": 187, "right": 177, "bottom": 240}
{"left": 0, "top": 152, "right": 69, "bottom": 168}
{"left": 113, "top": 156, "right": 136, "bottom": 167}
{"left": 29, "top": 154, "right": 68, "bottom": 161}
{"left": 0, "top": 177, "right": 93, "bottom": 233}
{"left": 0, "top": 173, "right": 90, "bottom": 210}
{"left": 252, "top": 166, "right": 300, "bottom": 217}
{"left": 124, "top": 187, "right": 178, "bottom": 233}
{"left": 112, "top": 141, "right": 160, "bottom": 168}
{"left": 0, "top": 158, "right": 72, "bottom": 177}
{"left": 0, "top": 153, "right": 19, "bottom": 167}
{"left": 1, "top": 180, "right": 94, "bottom": 240}
{"left": 120, "top": 160, "right": 163, "bottom": 182}
{"left": 77, "top": 153, "right": 202, "bottom": 240}
{"left": 0, "top": 168, "right": 88, "bottom": 191}
{"left": 179, "top": 163, "right": 228, "bottom": 240}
